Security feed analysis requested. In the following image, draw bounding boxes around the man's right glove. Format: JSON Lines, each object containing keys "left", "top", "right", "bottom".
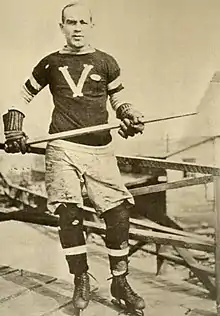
{"left": 3, "top": 109, "right": 30, "bottom": 154}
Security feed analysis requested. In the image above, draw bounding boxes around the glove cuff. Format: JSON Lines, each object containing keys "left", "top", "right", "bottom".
{"left": 3, "top": 109, "right": 25, "bottom": 132}
{"left": 116, "top": 103, "right": 133, "bottom": 120}
{"left": 4, "top": 131, "right": 26, "bottom": 141}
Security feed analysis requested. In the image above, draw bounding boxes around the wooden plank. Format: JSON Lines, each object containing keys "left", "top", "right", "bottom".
{"left": 160, "top": 215, "right": 216, "bottom": 296}
{"left": 188, "top": 308, "right": 217, "bottom": 316}
{"left": 0, "top": 272, "right": 70, "bottom": 316}
{"left": 165, "top": 249, "right": 215, "bottom": 277}
{"left": 129, "top": 175, "right": 213, "bottom": 196}
{"left": 44, "top": 296, "right": 115, "bottom": 316}
{"left": 83, "top": 221, "right": 214, "bottom": 252}
{"left": 1, "top": 144, "right": 219, "bottom": 175}
{"left": 0, "top": 290, "right": 69, "bottom": 316}
{"left": 122, "top": 172, "right": 153, "bottom": 187}
{"left": 0, "top": 210, "right": 214, "bottom": 252}
{"left": 117, "top": 155, "right": 220, "bottom": 175}
{"left": 0, "top": 210, "right": 213, "bottom": 252}
{"left": 129, "top": 244, "right": 215, "bottom": 278}
{"left": 175, "top": 247, "right": 216, "bottom": 298}
{"left": 0, "top": 278, "right": 28, "bottom": 302}
{"left": 129, "top": 241, "right": 146, "bottom": 256}
{"left": 0, "top": 266, "right": 18, "bottom": 276}
{"left": 0, "top": 269, "right": 56, "bottom": 304}
{"left": 156, "top": 244, "right": 164, "bottom": 275}
{"left": 130, "top": 218, "right": 212, "bottom": 243}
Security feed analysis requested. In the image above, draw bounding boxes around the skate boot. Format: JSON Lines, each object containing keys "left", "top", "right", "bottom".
{"left": 111, "top": 273, "right": 145, "bottom": 315}
{"left": 73, "top": 272, "right": 90, "bottom": 311}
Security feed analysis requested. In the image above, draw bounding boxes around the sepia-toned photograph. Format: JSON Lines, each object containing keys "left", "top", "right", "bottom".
{"left": 0, "top": 0, "right": 219, "bottom": 315}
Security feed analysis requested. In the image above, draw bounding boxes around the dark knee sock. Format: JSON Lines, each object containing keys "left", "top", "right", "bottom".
{"left": 102, "top": 202, "right": 130, "bottom": 276}
{"left": 56, "top": 203, "right": 88, "bottom": 275}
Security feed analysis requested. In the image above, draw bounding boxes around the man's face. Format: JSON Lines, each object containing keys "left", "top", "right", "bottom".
{"left": 60, "top": 5, "right": 93, "bottom": 50}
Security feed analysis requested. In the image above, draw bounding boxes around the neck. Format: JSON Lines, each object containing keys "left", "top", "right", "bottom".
{"left": 62, "top": 44, "right": 95, "bottom": 55}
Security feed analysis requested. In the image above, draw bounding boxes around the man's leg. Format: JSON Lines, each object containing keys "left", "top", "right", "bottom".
{"left": 56, "top": 203, "right": 90, "bottom": 310}
{"left": 102, "top": 202, "right": 145, "bottom": 311}
{"left": 81, "top": 144, "right": 145, "bottom": 310}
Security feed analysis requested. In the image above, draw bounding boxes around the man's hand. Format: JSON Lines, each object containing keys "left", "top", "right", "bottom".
{"left": 116, "top": 103, "right": 145, "bottom": 139}
{"left": 3, "top": 109, "right": 30, "bottom": 154}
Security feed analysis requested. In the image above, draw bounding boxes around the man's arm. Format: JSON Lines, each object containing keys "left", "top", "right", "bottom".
{"left": 3, "top": 57, "right": 49, "bottom": 154}
{"left": 106, "top": 54, "right": 145, "bottom": 139}
{"left": 109, "top": 90, "right": 145, "bottom": 139}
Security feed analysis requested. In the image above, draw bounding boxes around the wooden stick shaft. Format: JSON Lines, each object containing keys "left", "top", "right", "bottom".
{"left": 27, "top": 112, "right": 197, "bottom": 145}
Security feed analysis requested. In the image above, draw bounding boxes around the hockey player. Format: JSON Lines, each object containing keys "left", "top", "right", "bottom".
{"left": 3, "top": 2, "right": 145, "bottom": 313}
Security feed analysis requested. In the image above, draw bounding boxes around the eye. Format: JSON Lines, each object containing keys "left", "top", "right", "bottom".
{"left": 80, "top": 20, "right": 88, "bottom": 25}
{"left": 66, "top": 19, "right": 76, "bottom": 25}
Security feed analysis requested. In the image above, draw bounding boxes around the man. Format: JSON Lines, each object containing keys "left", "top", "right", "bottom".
{"left": 3, "top": 1, "right": 145, "bottom": 313}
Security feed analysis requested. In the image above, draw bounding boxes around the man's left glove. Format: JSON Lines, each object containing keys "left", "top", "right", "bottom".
{"left": 116, "top": 103, "right": 145, "bottom": 139}
{"left": 3, "top": 109, "right": 30, "bottom": 154}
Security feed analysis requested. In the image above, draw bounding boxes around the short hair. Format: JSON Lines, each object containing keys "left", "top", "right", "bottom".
{"left": 61, "top": 2, "right": 93, "bottom": 23}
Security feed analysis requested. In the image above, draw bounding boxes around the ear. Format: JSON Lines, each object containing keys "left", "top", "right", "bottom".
{"left": 59, "top": 23, "right": 64, "bottom": 32}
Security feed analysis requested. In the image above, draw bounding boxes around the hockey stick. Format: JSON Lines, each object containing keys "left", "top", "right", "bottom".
{"left": 0, "top": 112, "right": 196, "bottom": 152}
{"left": 26, "top": 111, "right": 197, "bottom": 145}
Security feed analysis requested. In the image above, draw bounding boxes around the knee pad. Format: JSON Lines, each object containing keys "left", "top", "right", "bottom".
{"left": 57, "top": 203, "right": 85, "bottom": 249}
{"left": 56, "top": 203, "right": 83, "bottom": 229}
{"left": 102, "top": 202, "right": 130, "bottom": 249}
{"left": 56, "top": 204, "right": 88, "bottom": 276}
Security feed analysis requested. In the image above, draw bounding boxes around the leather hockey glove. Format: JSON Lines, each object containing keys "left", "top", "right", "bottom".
{"left": 3, "top": 109, "right": 30, "bottom": 154}
{"left": 116, "top": 103, "right": 145, "bottom": 139}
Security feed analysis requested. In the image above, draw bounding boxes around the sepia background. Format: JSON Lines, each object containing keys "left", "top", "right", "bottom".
{"left": 0, "top": 2, "right": 218, "bottom": 314}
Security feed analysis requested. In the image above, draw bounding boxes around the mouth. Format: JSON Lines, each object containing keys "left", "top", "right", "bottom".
{"left": 72, "top": 35, "right": 84, "bottom": 41}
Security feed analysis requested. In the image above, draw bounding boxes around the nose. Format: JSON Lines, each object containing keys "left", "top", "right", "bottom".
{"left": 74, "top": 22, "right": 82, "bottom": 32}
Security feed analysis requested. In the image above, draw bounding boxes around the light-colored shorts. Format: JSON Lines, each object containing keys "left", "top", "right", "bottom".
{"left": 45, "top": 140, "right": 134, "bottom": 214}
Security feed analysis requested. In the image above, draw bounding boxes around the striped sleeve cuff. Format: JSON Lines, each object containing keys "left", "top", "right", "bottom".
{"left": 21, "top": 74, "right": 43, "bottom": 104}
{"left": 109, "top": 89, "right": 129, "bottom": 111}
{"left": 107, "top": 76, "right": 124, "bottom": 95}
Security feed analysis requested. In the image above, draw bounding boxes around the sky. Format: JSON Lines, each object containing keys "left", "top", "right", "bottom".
{"left": 1, "top": 0, "right": 220, "bottom": 155}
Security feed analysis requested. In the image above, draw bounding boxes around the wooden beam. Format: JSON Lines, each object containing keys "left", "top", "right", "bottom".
{"left": 117, "top": 155, "right": 220, "bottom": 176}
{"left": 1, "top": 143, "right": 219, "bottom": 177}
{"left": 129, "top": 175, "right": 213, "bottom": 196}
{"left": 175, "top": 247, "right": 216, "bottom": 298}
{"left": 130, "top": 218, "right": 212, "bottom": 244}
{"left": 82, "top": 220, "right": 214, "bottom": 252}
{"left": 0, "top": 211, "right": 214, "bottom": 252}
{"left": 144, "top": 248, "right": 215, "bottom": 278}
{"left": 162, "top": 215, "right": 216, "bottom": 297}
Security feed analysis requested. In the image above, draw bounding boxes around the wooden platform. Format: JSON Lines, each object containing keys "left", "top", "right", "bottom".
{"left": 0, "top": 221, "right": 216, "bottom": 316}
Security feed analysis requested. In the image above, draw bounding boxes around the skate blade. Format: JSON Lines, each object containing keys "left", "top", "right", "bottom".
{"left": 111, "top": 298, "right": 144, "bottom": 316}
{"left": 73, "top": 307, "right": 81, "bottom": 316}
{"left": 73, "top": 303, "right": 92, "bottom": 316}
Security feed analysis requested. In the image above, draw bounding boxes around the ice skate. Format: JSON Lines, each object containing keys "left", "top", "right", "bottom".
{"left": 111, "top": 273, "right": 145, "bottom": 315}
{"left": 73, "top": 272, "right": 90, "bottom": 314}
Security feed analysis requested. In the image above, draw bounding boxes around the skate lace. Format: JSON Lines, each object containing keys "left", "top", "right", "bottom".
{"left": 75, "top": 273, "right": 90, "bottom": 300}
{"left": 121, "top": 277, "right": 140, "bottom": 301}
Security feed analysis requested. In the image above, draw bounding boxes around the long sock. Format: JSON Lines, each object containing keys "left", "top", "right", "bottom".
{"left": 56, "top": 203, "right": 88, "bottom": 275}
{"left": 102, "top": 202, "right": 130, "bottom": 276}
